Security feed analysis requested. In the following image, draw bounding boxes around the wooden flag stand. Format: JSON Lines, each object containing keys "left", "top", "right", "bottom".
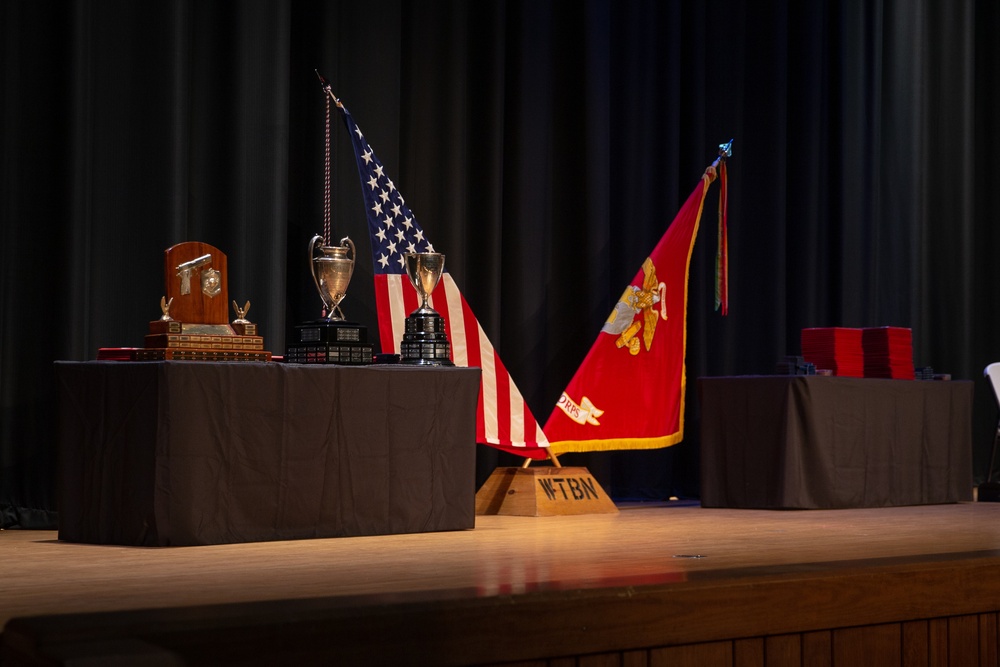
{"left": 475, "top": 452, "right": 618, "bottom": 516}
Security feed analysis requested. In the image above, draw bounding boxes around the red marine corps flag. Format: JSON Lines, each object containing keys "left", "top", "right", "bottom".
{"left": 543, "top": 144, "right": 731, "bottom": 454}
{"left": 317, "top": 74, "right": 550, "bottom": 460}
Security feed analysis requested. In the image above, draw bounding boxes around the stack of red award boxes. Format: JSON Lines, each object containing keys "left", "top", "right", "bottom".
{"left": 861, "top": 326, "right": 914, "bottom": 379}
{"left": 800, "top": 327, "right": 865, "bottom": 377}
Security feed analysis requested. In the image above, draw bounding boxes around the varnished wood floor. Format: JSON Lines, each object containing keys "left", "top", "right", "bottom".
{"left": 5, "top": 502, "right": 1000, "bottom": 665}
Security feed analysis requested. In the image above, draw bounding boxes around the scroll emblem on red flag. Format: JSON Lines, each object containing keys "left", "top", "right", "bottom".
{"left": 556, "top": 393, "right": 604, "bottom": 426}
{"left": 544, "top": 164, "right": 723, "bottom": 454}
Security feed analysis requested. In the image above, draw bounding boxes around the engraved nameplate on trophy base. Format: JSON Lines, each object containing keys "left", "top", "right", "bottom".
{"left": 285, "top": 320, "right": 373, "bottom": 365}
{"left": 399, "top": 311, "right": 453, "bottom": 365}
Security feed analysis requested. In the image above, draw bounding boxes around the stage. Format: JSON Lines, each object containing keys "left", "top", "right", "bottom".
{"left": 4, "top": 502, "right": 1000, "bottom": 665}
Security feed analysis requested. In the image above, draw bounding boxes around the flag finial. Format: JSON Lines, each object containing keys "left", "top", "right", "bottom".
{"left": 314, "top": 69, "right": 343, "bottom": 108}
{"left": 704, "top": 140, "right": 733, "bottom": 182}
{"left": 718, "top": 139, "right": 734, "bottom": 160}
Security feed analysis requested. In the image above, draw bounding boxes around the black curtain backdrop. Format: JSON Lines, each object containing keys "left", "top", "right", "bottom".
{"left": 3, "top": 0, "right": 998, "bottom": 528}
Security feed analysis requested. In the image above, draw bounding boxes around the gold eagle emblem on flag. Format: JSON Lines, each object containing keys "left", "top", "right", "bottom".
{"left": 601, "top": 257, "right": 667, "bottom": 355}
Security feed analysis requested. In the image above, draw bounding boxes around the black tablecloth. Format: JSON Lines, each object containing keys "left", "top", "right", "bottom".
{"left": 698, "top": 376, "right": 974, "bottom": 509}
{"left": 55, "top": 361, "right": 481, "bottom": 546}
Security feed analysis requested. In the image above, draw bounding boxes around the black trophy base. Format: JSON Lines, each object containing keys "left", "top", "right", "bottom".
{"left": 286, "top": 320, "right": 373, "bottom": 365}
{"left": 400, "top": 311, "right": 453, "bottom": 366}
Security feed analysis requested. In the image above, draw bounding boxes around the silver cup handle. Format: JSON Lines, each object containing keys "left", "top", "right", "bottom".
{"left": 340, "top": 236, "right": 356, "bottom": 263}
{"left": 308, "top": 234, "right": 325, "bottom": 309}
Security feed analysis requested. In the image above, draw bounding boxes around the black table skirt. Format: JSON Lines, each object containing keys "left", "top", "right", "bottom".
{"left": 698, "top": 376, "right": 974, "bottom": 509}
{"left": 56, "top": 361, "right": 481, "bottom": 546}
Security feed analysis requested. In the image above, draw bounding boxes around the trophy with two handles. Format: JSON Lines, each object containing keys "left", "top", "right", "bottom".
{"left": 285, "top": 234, "right": 374, "bottom": 364}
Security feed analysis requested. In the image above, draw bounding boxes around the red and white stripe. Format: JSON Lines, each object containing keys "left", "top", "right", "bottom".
{"left": 374, "top": 273, "right": 549, "bottom": 457}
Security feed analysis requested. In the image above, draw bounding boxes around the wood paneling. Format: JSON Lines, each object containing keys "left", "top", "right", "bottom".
{"left": 833, "top": 624, "right": 900, "bottom": 666}
{"left": 930, "top": 618, "right": 950, "bottom": 667}
{"left": 903, "top": 620, "right": 930, "bottom": 667}
{"left": 802, "top": 631, "right": 832, "bottom": 667}
{"left": 649, "top": 642, "right": 731, "bottom": 667}
{"left": 734, "top": 637, "right": 764, "bottom": 667}
{"left": 948, "top": 615, "right": 979, "bottom": 666}
{"left": 533, "top": 616, "right": 1000, "bottom": 667}
{"left": 764, "top": 634, "right": 800, "bottom": 667}
{"left": 578, "top": 654, "right": 622, "bottom": 667}
{"left": 980, "top": 613, "right": 998, "bottom": 667}
{"left": 622, "top": 650, "right": 648, "bottom": 667}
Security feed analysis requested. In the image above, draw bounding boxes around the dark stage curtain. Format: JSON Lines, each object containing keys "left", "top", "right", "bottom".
{"left": 3, "top": 0, "right": 997, "bottom": 528}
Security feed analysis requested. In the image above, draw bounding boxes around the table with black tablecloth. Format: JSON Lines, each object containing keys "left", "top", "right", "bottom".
{"left": 698, "top": 376, "right": 973, "bottom": 509}
{"left": 55, "top": 361, "right": 481, "bottom": 546}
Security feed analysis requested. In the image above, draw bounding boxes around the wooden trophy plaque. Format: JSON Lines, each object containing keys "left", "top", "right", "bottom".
{"left": 133, "top": 241, "right": 271, "bottom": 362}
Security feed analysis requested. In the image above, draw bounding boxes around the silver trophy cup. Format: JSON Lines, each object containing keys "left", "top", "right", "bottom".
{"left": 401, "top": 252, "right": 452, "bottom": 365}
{"left": 309, "top": 235, "right": 356, "bottom": 321}
{"left": 405, "top": 252, "right": 445, "bottom": 316}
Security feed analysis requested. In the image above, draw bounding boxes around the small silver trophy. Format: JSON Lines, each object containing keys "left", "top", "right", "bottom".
{"left": 407, "top": 253, "right": 446, "bottom": 314}
{"left": 400, "top": 252, "right": 453, "bottom": 365}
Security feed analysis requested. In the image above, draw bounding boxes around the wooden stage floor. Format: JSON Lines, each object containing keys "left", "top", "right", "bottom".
{"left": 4, "top": 502, "right": 1000, "bottom": 666}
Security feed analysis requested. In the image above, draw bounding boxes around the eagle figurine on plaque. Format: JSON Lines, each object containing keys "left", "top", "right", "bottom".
{"left": 138, "top": 241, "right": 271, "bottom": 362}
{"left": 284, "top": 234, "right": 373, "bottom": 365}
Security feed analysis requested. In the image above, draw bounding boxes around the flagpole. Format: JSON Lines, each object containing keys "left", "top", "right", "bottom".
{"left": 315, "top": 70, "right": 342, "bottom": 244}
{"left": 523, "top": 451, "right": 561, "bottom": 468}
{"left": 711, "top": 139, "right": 733, "bottom": 315}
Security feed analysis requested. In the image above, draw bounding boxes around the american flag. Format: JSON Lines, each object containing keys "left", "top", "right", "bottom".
{"left": 334, "top": 99, "right": 549, "bottom": 459}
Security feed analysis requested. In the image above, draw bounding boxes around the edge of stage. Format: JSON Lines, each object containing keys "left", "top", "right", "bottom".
{"left": 4, "top": 502, "right": 1000, "bottom": 666}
